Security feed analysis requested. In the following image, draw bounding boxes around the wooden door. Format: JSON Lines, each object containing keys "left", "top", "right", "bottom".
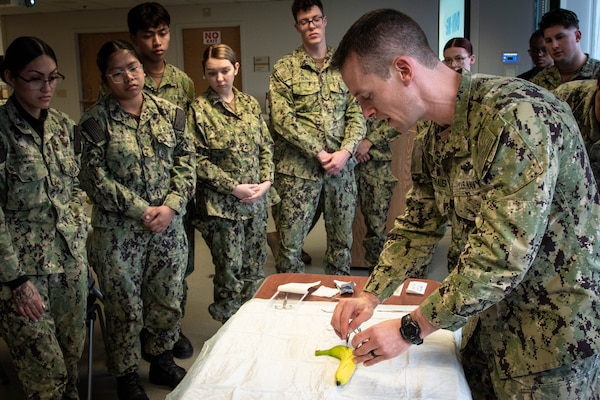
{"left": 351, "top": 127, "right": 416, "bottom": 267}
{"left": 182, "top": 26, "right": 242, "bottom": 97}
{"left": 78, "top": 31, "right": 131, "bottom": 112}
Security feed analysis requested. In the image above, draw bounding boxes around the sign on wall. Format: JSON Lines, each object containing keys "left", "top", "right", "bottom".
{"left": 203, "top": 30, "right": 221, "bottom": 45}
{"left": 438, "top": 0, "right": 469, "bottom": 58}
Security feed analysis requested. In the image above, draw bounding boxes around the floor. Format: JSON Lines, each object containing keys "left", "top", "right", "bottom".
{"left": 0, "top": 219, "right": 450, "bottom": 399}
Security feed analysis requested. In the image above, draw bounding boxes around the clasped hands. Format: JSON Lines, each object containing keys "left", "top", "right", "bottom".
{"left": 317, "top": 149, "right": 351, "bottom": 175}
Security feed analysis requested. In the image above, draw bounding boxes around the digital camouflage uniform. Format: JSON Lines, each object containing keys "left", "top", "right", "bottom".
{"left": 269, "top": 46, "right": 365, "bottom": 275}
{"left": 143, "top": 62, "right": 197, "bottom": 319}
{"left": 530, "top": 54, "right": 600, "bottom": 90}
{"left": 189, "top": 87, "right": 279, "bottom": 323}
{"left": 78, "top": 92, "right": 195, "bottom": 377}
{"left": 553, "top": 79, "right": 600, "bottom": 185}
{"left": 355, "top": 118, "right": 400, "bottom": 268}
{"left": 0, "top": 97, "right": 88, "bottom": 400}
{"left": 365, "top": 73, "right": 600, "bottom": 398}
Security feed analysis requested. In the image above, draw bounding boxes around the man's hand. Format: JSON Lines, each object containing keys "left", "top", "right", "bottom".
{"left": 350, "top": 319, "right": 409, "bottom": 366}
{"left": 355, "top": 139, "right": 373, "bottom": 163}
{"left": 239, "top": 181, "right": 271, "bottom": 204}
{"left": 330, "top": 291, "right": 380, "bottom": 341}
{"left": 318, "top": 149, "right": 351, "bottom": 175}
{"left": 142, "top": 205, "right": 176, "bottom": 233}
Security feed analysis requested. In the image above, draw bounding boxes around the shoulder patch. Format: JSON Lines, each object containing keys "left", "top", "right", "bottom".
{"left": 174, "top": 107, "right": 185, "bottom": 131}
{"left": 81, "top": 118, "right": 107, "bottom": 144}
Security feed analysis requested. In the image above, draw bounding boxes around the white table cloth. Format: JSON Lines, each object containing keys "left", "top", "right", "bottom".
{"left": 167, "top": 299, "right": 472, "bottom": 400}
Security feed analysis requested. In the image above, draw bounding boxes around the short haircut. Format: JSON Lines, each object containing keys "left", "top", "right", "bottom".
{"left": 538, "top": 8, "right": 579, "bottom": 32}
{"left": 202, "top": 44, "right": 238, "bottom": 73}
{"left": 0, "top": 36, "right": 57, "bottom": 84}
{"left": 443, "top": 37, "right": 473, "bottom": 56}
{"left": 291, "top": 0, "right": 323, "bottom": 22}
{"left": 127, "top": 2, "right": 170, "bottom": 35}
{"left": 332, "top": 9, "right": 439, "bottom": 78}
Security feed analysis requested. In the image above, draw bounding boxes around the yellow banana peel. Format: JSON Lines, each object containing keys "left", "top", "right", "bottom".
{"left": 315, "top": 345, "right": 356, "bottom": 386}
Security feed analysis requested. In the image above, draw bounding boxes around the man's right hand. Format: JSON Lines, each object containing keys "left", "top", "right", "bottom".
{"left": 330, "top": 291, "right": 380, "bottom": 341}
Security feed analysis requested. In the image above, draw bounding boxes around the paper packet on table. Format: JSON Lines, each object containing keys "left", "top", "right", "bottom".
{"left": 333, "top": 279, "right": 356, "bottom": 294}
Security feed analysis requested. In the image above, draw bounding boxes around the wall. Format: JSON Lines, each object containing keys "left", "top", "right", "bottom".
{"left": 0, "top": 0, "right": 439, "bottom": 120}
{"left": 470, "top": 0, "right": 537, "bottom": 76}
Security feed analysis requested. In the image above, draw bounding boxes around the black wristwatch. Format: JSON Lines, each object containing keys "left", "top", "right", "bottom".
{"left": 400, "top": 314, "right": 423, "bottom": 345}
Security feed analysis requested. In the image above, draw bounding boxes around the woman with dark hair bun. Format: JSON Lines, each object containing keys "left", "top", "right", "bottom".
{"left": 442, "top": 37, "right": 476, "bottom": 71}
{"left": 0, "top": 36, "right": 88, "bottom": 400}
{"left": 78, "top": 40, "right": 195, "bottom": 400}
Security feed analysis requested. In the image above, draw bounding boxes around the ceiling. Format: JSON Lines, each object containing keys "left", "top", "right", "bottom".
{"left": 0, "top": 0, "right": 277, "bottom": 16}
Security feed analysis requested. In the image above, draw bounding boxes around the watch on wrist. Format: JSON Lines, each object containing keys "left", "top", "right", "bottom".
{"left": 400, "top": 314, "right": 423, "bottom": 345}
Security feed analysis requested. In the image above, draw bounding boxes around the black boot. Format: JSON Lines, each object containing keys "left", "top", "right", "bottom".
{"left": 116, "top": 372, "right": 148, "bottom": 400}
{"left": 173, "top": 328, "right": 194, "bottom": 359}
{"left": 149, "top": 350, "right": 187, "bottom": 389}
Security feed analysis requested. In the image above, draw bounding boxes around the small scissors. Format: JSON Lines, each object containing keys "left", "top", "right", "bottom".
{"left": 346, "top": 327, "right": 361, "bottom": 346}
{"left": 275, "top": 293, "right": 293, "bottom": 310}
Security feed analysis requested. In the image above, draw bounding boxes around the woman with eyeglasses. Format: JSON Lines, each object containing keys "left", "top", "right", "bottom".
{"left": 443, "top": 37, "right": 476, "bottom": 72}
{"left": 0, "top": 36, "right": 88, "bottom": 399}
{"left": 78, "top": 40, "right": 195, "bottom": 400}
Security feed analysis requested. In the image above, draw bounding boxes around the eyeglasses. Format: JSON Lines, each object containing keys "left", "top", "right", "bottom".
{"left": 105, "top": 64, "right": 142, "bottom": 84}
{"left": 296, "top": 15, "right": 325, "bottom": 29}
{"left": 528, "top": 47, "right": 548, "bottom": 55}
{"left": 442, "top": 56, "right": 469, "bottom": 65}
{"left": 17, "top": 73, "right": 64, "bottom": 90}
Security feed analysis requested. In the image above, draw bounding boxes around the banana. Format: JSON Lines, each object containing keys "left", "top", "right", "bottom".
{"left": 315, "top": 345, "right": 356, "bottom": 386}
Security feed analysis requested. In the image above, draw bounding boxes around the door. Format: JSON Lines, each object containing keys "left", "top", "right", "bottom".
{"left": 78, "top": 31, "right": 131, "bottom": 112}
{"left": 182, "top": 26, "right": 242, "bottom": 97}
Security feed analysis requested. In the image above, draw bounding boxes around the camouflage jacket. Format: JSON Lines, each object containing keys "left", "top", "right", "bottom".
{"left": 365, "top": 73, "right": 600, "bottom": 378}
{"left": 553, "top": 79, "right": 600, "bottom": 184}
{"left": 79, "top": 92, "right": 195, "bottom": 231}
{"left": 363, "top": 117, "right": 400, "bottom": 162}
{"left": 531, "top": 54, "right": 600, "bottom": 90}
{"left": 189, "top": 87, "right": 279, "bottom": 220}
{"left": 143, "top": 62, "right": 195, "bottom": 111}
{"left": 269, "top": 46, "right": 365, "bottom": 180}
{"left": 0, "top": 97, "right": 88, "bottom": 282}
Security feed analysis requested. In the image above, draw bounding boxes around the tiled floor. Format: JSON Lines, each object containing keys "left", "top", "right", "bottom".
{"left": 0, "top": 219, "right": 450, "bottom": 399}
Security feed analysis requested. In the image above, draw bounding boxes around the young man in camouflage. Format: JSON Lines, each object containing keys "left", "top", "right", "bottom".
{"left": 354, "top": 117, "right": 400, "bottom": 270}
{"left": 128, "top": 1, "right": 196, "bottom": 359}
{"left": 269, "top": 0, "right": 365, "bottom": 275}
{"left": 330, "top": 9, "right": 600, "bottom": 399}
{"left": 554, "top": 77, "right": 600, "bottom": 185}
{"left": 531, "top": 8, "right": 600, "bottom": 90}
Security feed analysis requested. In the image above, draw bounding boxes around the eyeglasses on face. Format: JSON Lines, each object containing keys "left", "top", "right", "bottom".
{"left": 296, "top": 15, "right": 325, "bottom": 29}
{"left": 442, "top": 56, "right": 469, "bottom": 65}
{"left": 528, "top": 47, "right": 548, "bottom": 55}
{"left": 17, "top": 73, "right": 65, "bottom": 90}
{"left": 105, "top": 64, "right": 142, "bottom": 84}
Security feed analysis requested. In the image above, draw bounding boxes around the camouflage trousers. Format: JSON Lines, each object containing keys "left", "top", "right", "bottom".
{"left": 0, "top": 262, "right": 86, "bottom": 400}
{"left": 196, "top": 212, "right": 267, "bottom": 323}
{"left": 272, "top": 171, "right": 357, "bottom": 275}
{"left": 462, "top": 320, "right": 600, "bottom": 399}
{"left": 87, "top": 218, "right": 186, "bottom": 377}
{"left": 355, "top": 160, "right": 397, "bottom": 268}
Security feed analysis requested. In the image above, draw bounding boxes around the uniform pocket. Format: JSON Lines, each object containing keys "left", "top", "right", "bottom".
{"left": 5, "top": 156, "right": 49, "bottom": 210}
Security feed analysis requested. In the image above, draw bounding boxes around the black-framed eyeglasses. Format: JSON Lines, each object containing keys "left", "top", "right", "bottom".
{"left": 442, "top": 56, "right": 469, "bottom": 65}
{"left": 105, "top": 64, "right": 142, "bottom": 84}
{"left": 296, "top": 15, "right": 325, "bottom": 29}
{"left": 17, "top": 72, "right": 64, "bottom": 90}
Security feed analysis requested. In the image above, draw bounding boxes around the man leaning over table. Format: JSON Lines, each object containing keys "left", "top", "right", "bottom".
{"left": 329, "top": 9, "right": 600, "bottom": 400}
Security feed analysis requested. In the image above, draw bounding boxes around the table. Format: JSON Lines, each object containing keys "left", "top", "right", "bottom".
{"left": 253, "top": 273, "right": 441, "bottom": 305}
{"left": 167, "top": 274, "right": 471, "bottom": 400}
